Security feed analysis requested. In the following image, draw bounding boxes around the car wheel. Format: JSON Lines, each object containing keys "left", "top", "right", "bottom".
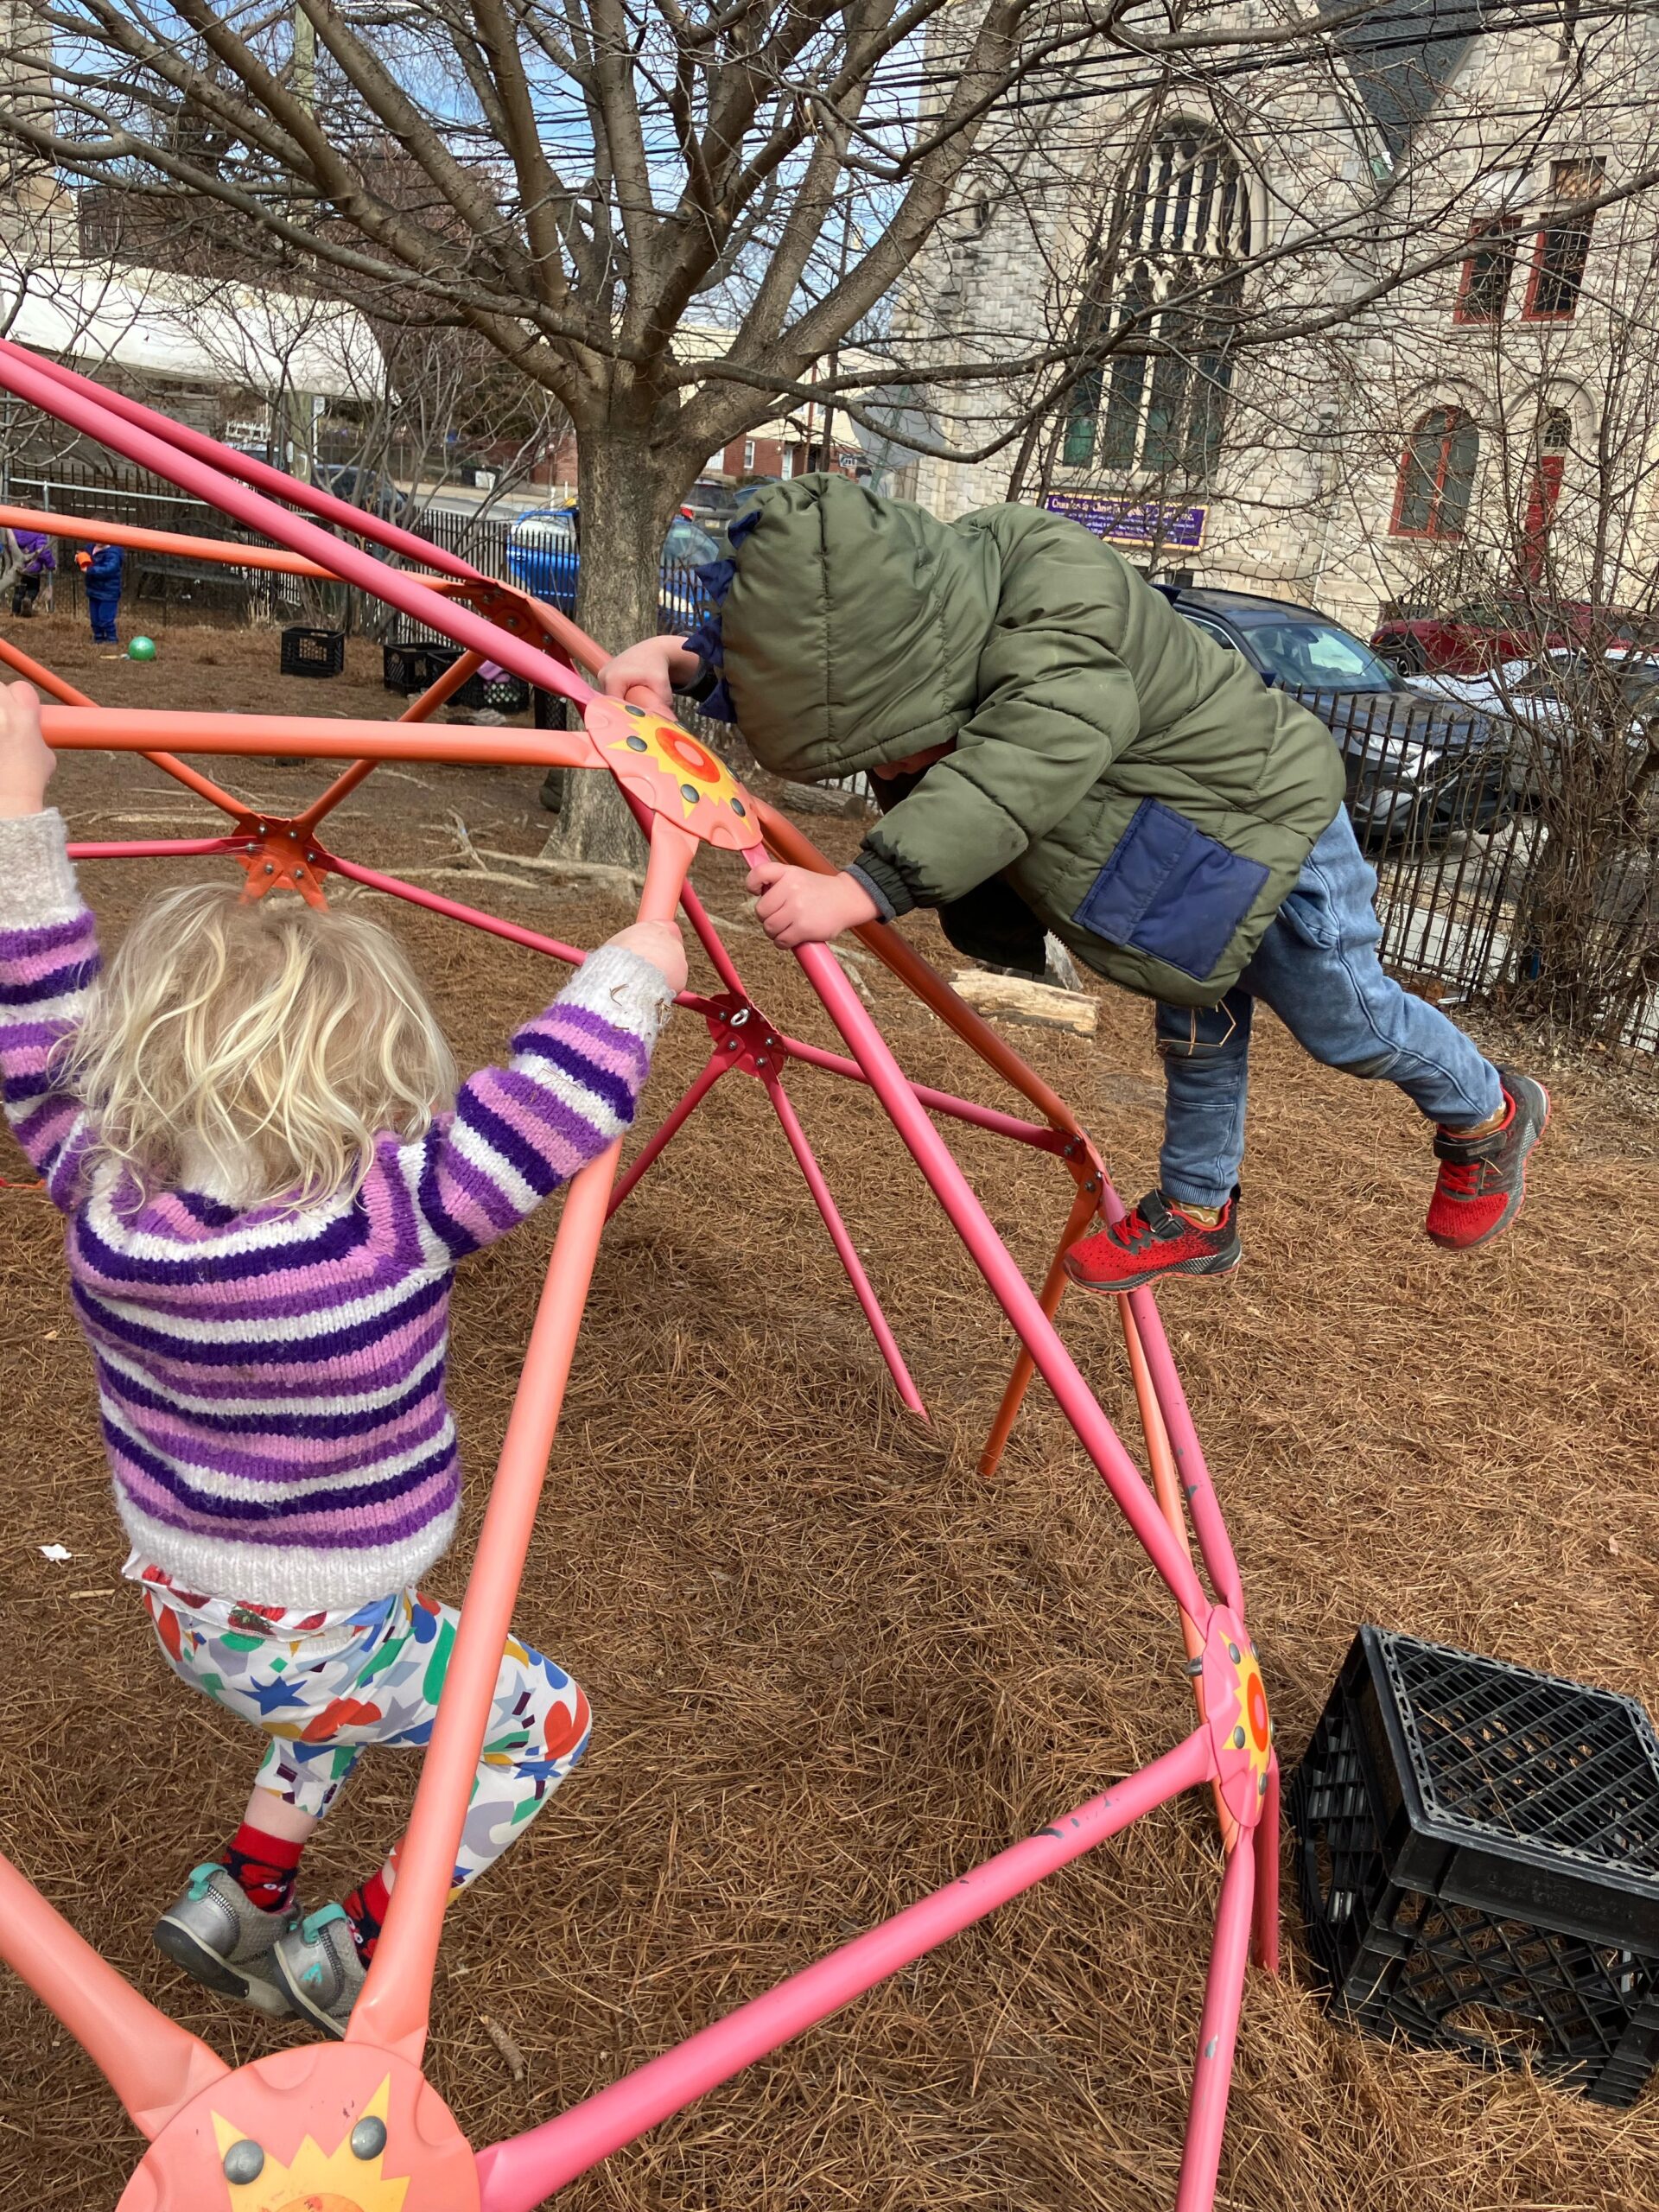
{"left": 1376, "top": 639, "right": 1426, "bottom": 677}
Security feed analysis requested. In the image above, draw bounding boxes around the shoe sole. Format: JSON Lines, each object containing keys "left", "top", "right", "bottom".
{"left": 1063, "top": 1249, "right": 1242, "bottom": 1297}
{"left": 1426, "top": 1081, "right": 1550, "bottom": 1253}
{"left": 270, "top": 1943, "right": 354, "bottom": 2041}
{"left": 152, "top": 1910, "right": 292, "bottom": 2019}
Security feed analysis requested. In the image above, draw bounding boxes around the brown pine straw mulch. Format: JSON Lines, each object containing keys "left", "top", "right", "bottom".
{"left": 2, "top": 623, "right": 1658, "bottom": 2209}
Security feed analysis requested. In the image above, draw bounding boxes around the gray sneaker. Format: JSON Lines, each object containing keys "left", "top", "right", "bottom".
{"left": 152, "top": 1862, "right": 296, "bottom": 2018}
{"left": 271, "top": 1903, "right": 367, "bottom": 2038}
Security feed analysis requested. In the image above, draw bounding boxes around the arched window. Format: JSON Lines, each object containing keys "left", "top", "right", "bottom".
{"left": 1061, "top": 125, "right": 1251, "bottom": 484}
{"left": 1392, "top": 407, "right": 1479, "bottom": 537}
{"left": 1522, "top": 404, "right": 1573, "bottom": 580}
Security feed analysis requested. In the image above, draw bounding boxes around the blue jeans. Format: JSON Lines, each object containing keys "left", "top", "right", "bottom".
{"left": 1155, "top": 808, "right": 1503, "bottom": 1208}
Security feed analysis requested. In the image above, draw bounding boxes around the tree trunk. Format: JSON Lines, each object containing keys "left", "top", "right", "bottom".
{"left": 553, "top": 429, "right": 684, "bottom": 867}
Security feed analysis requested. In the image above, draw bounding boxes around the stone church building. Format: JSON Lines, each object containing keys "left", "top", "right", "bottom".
{"left": 893, "top": 2, "right": 1659, "bottom": 639}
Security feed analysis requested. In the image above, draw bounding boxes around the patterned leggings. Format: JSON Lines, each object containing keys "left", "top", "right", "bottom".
{"left": 144, "top": 1585, "right": 591, "bottom": 1888}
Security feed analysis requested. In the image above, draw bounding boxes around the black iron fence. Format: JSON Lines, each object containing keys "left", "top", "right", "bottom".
{"left": 1288, "top": 683, "right": 1659, "bottom": 1052}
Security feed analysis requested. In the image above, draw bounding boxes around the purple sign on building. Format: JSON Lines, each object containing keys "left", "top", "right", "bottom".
{"left": 1043, "top": 490, "right": 1208, "bottom": 552}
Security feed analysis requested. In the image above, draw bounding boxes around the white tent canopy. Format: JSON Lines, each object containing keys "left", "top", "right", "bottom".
{"left": 0, "top": 259, "right": 385, "bottom": 403}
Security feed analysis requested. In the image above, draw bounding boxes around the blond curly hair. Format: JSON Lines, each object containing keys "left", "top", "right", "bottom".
{"left": 63, "top": 882, "right": 456, "bottom": 1208}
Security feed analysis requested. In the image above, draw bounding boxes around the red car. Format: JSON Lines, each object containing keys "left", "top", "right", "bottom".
{"left": 1370, "top": 596, "right": 1649, "bottom": 677}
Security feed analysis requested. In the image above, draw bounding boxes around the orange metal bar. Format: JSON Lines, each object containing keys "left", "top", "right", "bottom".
{"left": 39, "top": 702, "right": 597, "bottom": 772}
{"left": 0, "top": 500, "right": 342, "bottom": 577}
{"left": 351, "top": 817, "right": 699, "bottom": 2064}
{"left": 0, "top": 1853, "right": 228, "bottom": 2139}
{"left": 977, "top": 1185, "right": 1100, "bottom": 1478}
{"left": 296, "top": 648, "right": 487, "bottom": 832}
{"left": 0, "top": 625, "right": 251, "bottom": 819}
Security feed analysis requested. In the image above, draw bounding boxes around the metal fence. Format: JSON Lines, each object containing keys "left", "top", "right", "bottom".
{"left": 1289, "top": 683, "right": 1659, "bottom": 1052}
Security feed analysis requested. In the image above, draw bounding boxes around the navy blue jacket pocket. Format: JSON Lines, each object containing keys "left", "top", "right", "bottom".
{"left": 1073, "top": 801, "right": 1269, "bottom": 981}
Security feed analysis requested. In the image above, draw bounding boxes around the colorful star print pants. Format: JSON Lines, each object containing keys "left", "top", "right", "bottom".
{"left": 143, "top": 1584, "right": 592, "bottom": 1888}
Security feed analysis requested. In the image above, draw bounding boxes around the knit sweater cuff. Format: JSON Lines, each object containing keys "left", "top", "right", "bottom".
{"left": 560, "top": 943, "right": 677, "bottom": 1048}
{"left": 0, "top": 810, "right": 81, "bottom": 927}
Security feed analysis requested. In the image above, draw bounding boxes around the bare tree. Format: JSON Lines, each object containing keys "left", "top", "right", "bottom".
{"left": 8, "top": 0, "right": 1659, "bottom": 870}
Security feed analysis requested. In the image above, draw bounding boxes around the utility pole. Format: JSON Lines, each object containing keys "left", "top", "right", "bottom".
{"left": 294, "top": 4, "right": 316, "bottom": 113}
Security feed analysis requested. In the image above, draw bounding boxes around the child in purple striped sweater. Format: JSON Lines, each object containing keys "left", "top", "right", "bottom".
{"left": 0, "top": 682, "right": 685, "bottom": 2037}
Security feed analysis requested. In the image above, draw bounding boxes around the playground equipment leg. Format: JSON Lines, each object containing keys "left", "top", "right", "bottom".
{"left": 760, "top": 1063, "right": 926, "bottom": 1417}
{"left": 0, "top": 1853, "right": 227, "bottom": 2139}
{"left": 472, "top": 1727, "right": 1215, "bottom": 2212}
{"left": 1174, "top": 1836, "right": 1256, "bottom": 2212}
{"left": 347, "top": 822, "right": 700, "bottom": 2063}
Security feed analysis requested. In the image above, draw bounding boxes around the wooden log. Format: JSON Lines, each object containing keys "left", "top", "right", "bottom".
{"left": 950, "top": 969, "right": 1099, "bottom": 1037}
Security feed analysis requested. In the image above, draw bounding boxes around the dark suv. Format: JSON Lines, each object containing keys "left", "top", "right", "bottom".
{"left": 1157, "top": 583, "right": 1513, "bottom": 845}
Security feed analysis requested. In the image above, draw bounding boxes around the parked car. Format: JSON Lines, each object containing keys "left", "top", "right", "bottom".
{"left": 1158, "top": 582, "right": 1514, "bottom": 844}
{"left": 314, "top": 463, "right": 412, "bottom": 525}
{"left": 505, "top": 505, "right": 721, "bottom": 628}
{"left": 1412, "top": 646, "right": 1659, "bottom": 814}
{"left": 1370, "top": 595, "right": 1650, "bottom": 678}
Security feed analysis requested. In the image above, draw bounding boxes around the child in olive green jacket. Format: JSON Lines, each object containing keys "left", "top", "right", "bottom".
{"left": 604, "top": 476, "right": 1546, "bottom": 1287}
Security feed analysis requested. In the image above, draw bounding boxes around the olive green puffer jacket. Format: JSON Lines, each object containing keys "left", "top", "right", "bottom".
{"left": 717, "top": 475, "right": 1345, "bottom": 1007}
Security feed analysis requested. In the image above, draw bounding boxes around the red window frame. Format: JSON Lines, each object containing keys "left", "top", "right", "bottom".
{"left": 1522, "top": 213, "right": 1594, "bottom": 321}
{"left": 1454, "top": 219, "right": 1521, "bottom": 323}
{"left": 1389, "top": 407, "right": 1478, "bottom": 539}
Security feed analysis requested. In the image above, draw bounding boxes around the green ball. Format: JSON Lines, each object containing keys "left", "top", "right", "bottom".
{"left": 126, "top": 636, "right": 157, "bottom": 662}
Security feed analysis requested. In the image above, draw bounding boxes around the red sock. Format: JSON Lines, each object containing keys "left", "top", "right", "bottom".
{"left": 219, "top": 1821, "right": 304, "bottom": 1914}
{"left": 342, "top": 1866, "right": 392, "bottom": 1961}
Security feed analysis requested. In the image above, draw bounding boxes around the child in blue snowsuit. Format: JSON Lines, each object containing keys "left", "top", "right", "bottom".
{"left": 80, "top": 543, "right": 124, "bottom": 643}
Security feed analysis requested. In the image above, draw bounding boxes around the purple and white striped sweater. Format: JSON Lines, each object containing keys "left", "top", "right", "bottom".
{"left": 0, "top": 810, "right": 673, "bottom": 1607}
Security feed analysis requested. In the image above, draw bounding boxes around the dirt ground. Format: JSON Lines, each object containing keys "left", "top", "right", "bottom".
{"left": 2, "top": 620, "right": 1658, "bottom": 2210}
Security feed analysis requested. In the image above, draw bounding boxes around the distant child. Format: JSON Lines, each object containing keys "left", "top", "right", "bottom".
{"left": 9, "top": 525, "right": 54, "bottom": 617}
{"left": 76, "top": 540, "right": 124, "bottom": 642}
{"left": 0, "top": 680, "right": 684, "bottom": 2036}
{"left": 603, "top": 476, "right": 1546, "bottom": 1289}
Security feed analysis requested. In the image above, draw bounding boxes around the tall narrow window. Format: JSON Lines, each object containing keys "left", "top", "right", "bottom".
{"left": 1456, "top": 219, "right": 1520, "bottom": 321}
{"left": 1524, "top": 158, "right": 1604, "bottom": 320}
{"left": 1061, "top": 124, "right": 1249, "bottom": 486}
{"left": 1392, "top": 407, "right": 1479, "bottom": 538}
{"left": 1522, "top": 405, "right": 1572, "bottom": 580}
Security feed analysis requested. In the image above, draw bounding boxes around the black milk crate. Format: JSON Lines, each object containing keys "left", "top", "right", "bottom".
{"left": 382, "top": 639, "right": 461, "bottom": 695}
{"left": 461, "top": 667, "right": 529, "bottom": 715}
{"left": 281, "top": 626, "right": 346, "bottom": 678}
{"left": 382, "top": 640, "right": 528, "bottom": 714}
{"left": 1288, "top": 1625, "right": 1659, "bottom": 2104}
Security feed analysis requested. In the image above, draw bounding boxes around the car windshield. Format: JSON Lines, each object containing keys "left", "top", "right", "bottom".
{"left": 664, "top": 515, "right": 720, "bottom": 566}
{"left": 1244, "top": 620, "right": 1397, "bottom": 691}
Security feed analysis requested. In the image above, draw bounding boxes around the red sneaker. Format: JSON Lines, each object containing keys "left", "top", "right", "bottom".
{"left": 1426, "top": 1069, "right": 1549, "bottom": 1252}
{"left": 1063, "top": 1189, "right": 1242, "bottom": 1294}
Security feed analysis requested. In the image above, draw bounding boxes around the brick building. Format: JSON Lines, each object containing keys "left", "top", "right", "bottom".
{"left": 893, "top": 4, "right": 1659, "bottom": 636}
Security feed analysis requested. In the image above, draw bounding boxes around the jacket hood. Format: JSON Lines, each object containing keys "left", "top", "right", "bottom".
{"left": 719, "top": 474, "right": 1002, "bottom": 779}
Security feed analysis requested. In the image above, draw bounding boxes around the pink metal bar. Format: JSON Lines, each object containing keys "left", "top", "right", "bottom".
{"left": 777, "top": 1032, "right": 1066, "bottom": 1152}
{"left": 0, "top": 337, "right": 486, "bottom": 584}
{"left": 0, "top": 1853, "right": 228, "bottom": 2140}
{"left": 330, "top": 856, "right": 588, "bottom": 967}
{"left": 473, "top": 1726, "right": 1214, "bottom": 2212}
{"left": 68, "top": 836, "right": 248, "bottom": 861}
{"left": 1253, "top": 1757, "right": 1281, "bottom": 1975}
{"left": 790, "top": 938, "right": 1212, "bottom": 1629}
{"left": 1174, "top": 1839, "right": 1256, "bottom": 2212}
{"left": 1131, "top": 1311, "right": 1243, "bottom": 1617}
{"left": 350, "top": 823, "right": 700, "bottom": 2063}
{"left": 677, "top": 877, "right": 748, "bottom": 999}
{"left": 330, "top": 860, "right": 731, "bottom": 1029}
{"left": 760, "top": 1065, "right": 927, "bottom": 1418}
{"left": 0, "top": 343, "right": 594, "bottom": 715}
{"left": 607, "top": 1052, "right": 734, "bottom": 1217}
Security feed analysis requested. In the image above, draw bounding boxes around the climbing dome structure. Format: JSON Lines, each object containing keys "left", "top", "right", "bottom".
{"left": 0, "top": 340, "right": 1278, "bottom": 2212}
